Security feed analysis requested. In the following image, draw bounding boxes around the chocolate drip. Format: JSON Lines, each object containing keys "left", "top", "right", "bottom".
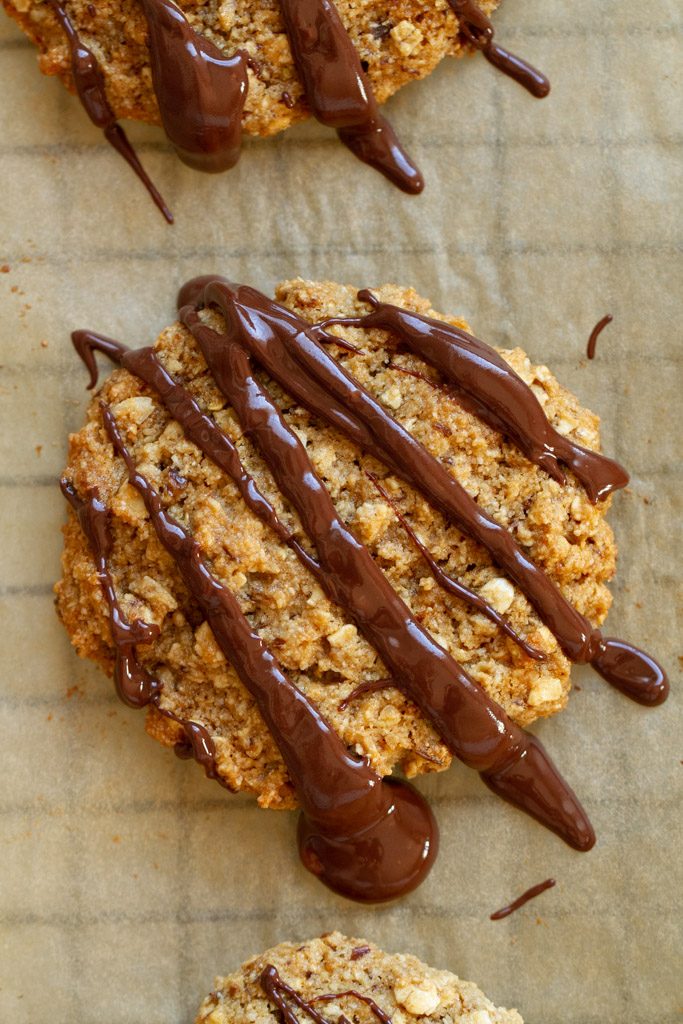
{"left": 338, "top": 678, "right": 394, "bottom": 711}
{"left": 179, "top": 285, "right": 594, "bottom": 852}
{"left": 366, "top": 472, "right": 545, "bottom": 660}
{"left": 60, "top": 478, "right": 227, "bottom": 783}
{"left": 72, "top": 317, "right": 590, "bottom": 850}
{"left": 446, "top": 0, "right": 550, "bottom": 97}
{"left": 65, "top": 275, "right": 669, "bottom": 892}
{"left": 139, "top": 0, "right": 249, "bottom": 172}
{"left": 49, "top": 0, "right": 173, "bottom": 221}
{"left": 101, "top": 403, "right": 438, "bottom": 902}
{"left": 490, "top": 877, "right": 556, "bottom": 920}
{"left": 180, "top": 277, "right": 667, "bottom": 708}
{"left": 587, "top": 314, "right": 613, "bottom": 360}
{"left": 70, "top": 329, "right": 319, "bottom": 571}
{"left": 323, "top": 291, "right": 629, "bottom": 504}
{"left": 169, "top": 717, "right": 221, "bottom": 781}
{"left": 60, "top": 478, "right": 161, "bottom": 708}
{"left": 279, "top": 0, "right": 423, "bottom": 193}
{"left": 260, "top": 965, "right": 392, "bottom": 1024}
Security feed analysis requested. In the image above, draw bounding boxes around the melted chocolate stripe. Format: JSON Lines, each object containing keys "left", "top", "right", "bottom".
{"left": 366, "top": 471, "right": 546, "bottom": 660}
{"left": 323, "top": 291, "right": 629, "bottom": 503}
{"left": 49, "top": 0, "right": 549, "bottom": 199}
{"left": 50, "top": 1, "right": 173, "bottom": 222}
{"left": 73, "top": 325, "right": 544, "bottom": 708}
{"left": 446, "top": 0, "right": 550, "bottom": 98}
{"left": 260, "top": 965, "right": 392, "bottom": 1024}
{"left": 60, "top": 478, "right": 228, "bottom": 784}
{"left": 139, "top": 0, "right": 249, "bottom": 172}
{"left": 279, "top": 0, "right": 423, "bottom": 193}
{"left": 71, "top": 329, "right": 320, "bottom": 575}
{"left": 587, "top": 314, "right": 613, "bottom": 360}
{"left": 60, "top": 478, "right": 161, "bottom": 708}
{"left": 182, "top": 278, "right": 667, "bottom": 708}
{"left": 179, "top": 299, "right": 594, "bottom": 851}
{"left": 101, "top": 402, "right": 439, "bottom": 902}
{"left": 337, "top": 677, "right": 394, "bottom": 711}
{"left": 71, "top": 315, "right": 590, "bottom": 848}
{"left": 490, "top": 876, "right": 556, "bottom": 920}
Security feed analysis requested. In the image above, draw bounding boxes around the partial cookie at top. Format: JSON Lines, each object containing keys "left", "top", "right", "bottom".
{"left": 2, "top": 0, "right": 500, "bottom": 137}
{"left": 196, "top": 931, "right": 523, "bottom": 1023}
{"left": 55, "top": 278, "right": 616, "bottom": 810}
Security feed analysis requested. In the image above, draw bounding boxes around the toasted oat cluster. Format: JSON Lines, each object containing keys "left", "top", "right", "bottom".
{"left": 196, "top": 931, "right": 523, "bottom": 1023}
{"left": 56, "top": 279, "right": 615, "bottom": 808}
{"left": 2, "top": 0, "right": 499, "bottom": 137}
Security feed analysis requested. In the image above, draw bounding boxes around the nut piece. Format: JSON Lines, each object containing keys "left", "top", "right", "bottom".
{"left": 380, "top": 383, "right": 403, "bottom": 410}
{"left": 112, "top": 396, "right": 155, "bottom": 426}
{"left": 327, "top": 623, "right": 358, "bottom": 647}
{"left": 528, "top": 676, "right": 564, "bottom": 706}
{"left": 390, "top": 20, "right": 425, "bottom": 57}
{"left": 394, "top": 980, "right": 441, "bottom": 1015}
{"left": 217, "top": 0, "right": 236, "bottom": 33}
{"left": 480, "top": 577, "right": 515, "bottom": 614}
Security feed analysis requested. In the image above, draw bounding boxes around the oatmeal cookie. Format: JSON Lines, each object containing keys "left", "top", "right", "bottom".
{"left": 196, "top": 931, "right": 523, "bottom": 1023}
{"left": 4, "top": 0, "right": 500, "bottom": 137}
{"left": 56, "top": 278, "right": 617, "bottom": 810}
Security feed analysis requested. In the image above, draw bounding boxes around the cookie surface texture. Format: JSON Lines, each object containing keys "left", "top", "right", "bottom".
{"left": 3, "top": 0, "right": 500, "bottom": 136}
{"left": 56, "top": 279, "right": 615, "bottom": 808}
{"left": 196, "top": 931, "right": 524, "bottom": 1023}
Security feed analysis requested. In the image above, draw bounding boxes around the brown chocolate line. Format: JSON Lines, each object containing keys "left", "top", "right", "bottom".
{"left": 587, "top": 314, "right": 613, "bottom": 360}
{"left": 138, "top": 0, "right": 249, "bottom": 173}
{"left": 337, "top": 678, "right": 394, "bottom": 711}
{"left": 490, "top": 876, "right": 556, "bottom": 920}
{"left": 180, "top": 277, "right": 668, "bottom": 707}
{"left": 322, "top": 291, "right": 629, "bottom": 504}
{"left": 260, "top": 965, "right": 392, "bottom": 1024}
{"left": 446, "top": 0, "right": 550, "bottom": 97}
{"left": 70, "top": 318, "right": 587, "bottom": 848}
{"left": 49, "top": 0, "right": 173, "bottom": 222}
{"left": 179, "top": 297, "right": 594, "bottom": 851}
{"left": 101, "top": 402, "right": 438, "bottom": 903}
{"left": 366, "top": 471, "right": 546, "bottom": 660}
{"left": 70, "top": 329, "right": 320, "bottom": 575}
{"left": 74, "top": 324, "right": 537, "bottom": 668}
{"left": 279, "top": 0, "right": 423, "bottom": 193}
{"left": 60, "top": 478, "right": 227, "bottom": 785}
{"left": 60, "top": 478, "right": 161, "bottom": 709}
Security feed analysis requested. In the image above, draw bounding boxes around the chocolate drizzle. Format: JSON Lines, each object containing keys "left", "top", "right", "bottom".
{"left": 60, "top": 478, "right": 161, "bottom": 709}
{"left": 446, "top": 0, "right": 550, "bottom": 97}
{"left": 323, "top": 291, "right": 629, "bottom": 504}
{"left": 490, "top": 876, "right": 556, "bottom": 919}
{"left": 366, "top": 471, "right": 545, "bottom": 660}
{"left": 64, "top": 275, "right": 670, "bottom": 896}
{"left": 96, "top": 403, "right": 439, "bottom": 902}
{"left": 180, "top": 278, "right": 667, "bottom": 709}
{"left": 176, "top": 294, "right": 595, "bottom": 850}
{"left": 49, "top": 0, "right": 173, "bottom": 222}
{"left": 48, "top": 0, "right": 548, "bottom": 206}
{"left": 139, "top": 0, "right": 249, "bottom": 172}
{"left": 587, "top": 314, "right": 613, "bottom": 360}
{"left": 280, "top": 0, "right": 423, "bottom": 193}
{"left": 59, "top": 476, "right": 226, "bottom": 784}
{"left": 259, "top": 965, "right": 392, "bottom": 1024}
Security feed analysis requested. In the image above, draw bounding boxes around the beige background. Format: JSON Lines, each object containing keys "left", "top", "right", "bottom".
{"left": 0, "top": 0, "right": 681, "bottom": 1021}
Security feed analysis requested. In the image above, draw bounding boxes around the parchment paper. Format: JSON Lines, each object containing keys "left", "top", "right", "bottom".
{"left": 1, "top": 1, "right": 681, "bottom": 1021}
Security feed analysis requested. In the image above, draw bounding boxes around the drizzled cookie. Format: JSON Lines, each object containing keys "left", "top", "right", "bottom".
{"left": 196, "top": 931, "right": 523, "bottom": 1023}
{"left": 2, "top": 0, "right": 548, "bottom": 215}
{"left": 56, "top": 275, "right": 667, "bottom": 901}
